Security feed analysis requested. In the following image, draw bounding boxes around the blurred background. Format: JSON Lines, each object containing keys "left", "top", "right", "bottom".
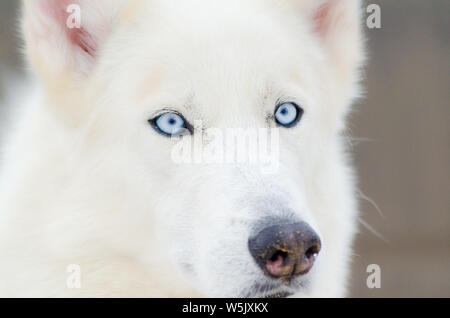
{"left": 0, "top": 0, "right": 448, "bottom": 297}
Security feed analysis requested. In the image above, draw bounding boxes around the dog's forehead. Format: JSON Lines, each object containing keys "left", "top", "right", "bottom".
{"left": 96, "top": 0, "right": 322, "bottom": 125}
{"left": 114, "top": 1, "right": 315, "bottom": 108}
{"left": 134, "top": 3, "right": 306, "bottom": 65}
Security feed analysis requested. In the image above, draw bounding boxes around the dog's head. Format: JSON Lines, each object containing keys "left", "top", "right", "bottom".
{"left": 23, "top": 0, "right": 363, "bottom": 297}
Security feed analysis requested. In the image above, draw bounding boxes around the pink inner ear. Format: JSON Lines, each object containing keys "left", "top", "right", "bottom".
{"left": 313, "top": 2, "right": 332, "bottom": 36}
{"left": 39, "top": 0, "right": 97, "bottom": 56}
{"left": 68, "top": 27, "right": 97, "bottom": 57}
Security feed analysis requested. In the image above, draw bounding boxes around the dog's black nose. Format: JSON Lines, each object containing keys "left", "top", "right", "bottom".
{"left": 248, "top": 221, "right": 321, "bottom": 279}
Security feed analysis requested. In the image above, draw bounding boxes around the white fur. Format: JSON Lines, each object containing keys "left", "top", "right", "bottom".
{"left": 0, "top": 0, "right": 364, "bottom": 297}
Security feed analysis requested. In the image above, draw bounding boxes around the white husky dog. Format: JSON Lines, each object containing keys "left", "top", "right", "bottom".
{"left": 0, "top": 0, "right": 364, "bottom": 297}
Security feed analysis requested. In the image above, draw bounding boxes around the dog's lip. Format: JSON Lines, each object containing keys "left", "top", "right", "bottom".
{"left": 247, "top": 274, "right": 309, "bottom": 298}
{"left": 263, "top": 291, "right": 293, "bottom": 298}
{"left": 248, "top": 285, "right": 297, "bottom": 298}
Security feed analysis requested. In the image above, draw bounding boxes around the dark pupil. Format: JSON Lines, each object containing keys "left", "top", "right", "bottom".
{"left": 168, "top": 118, "right": 176, "bottom": 125}
{"left": 280, "top": 108, "right": 288, "bottom": 115}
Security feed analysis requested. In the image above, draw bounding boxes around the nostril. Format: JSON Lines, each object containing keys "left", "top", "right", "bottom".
{"left": 305, "top": 243, "right": 321, "bottom": 261}
{"left": 269, "top": 250, "right": 288, "bottom": 263}
{"left": 291, "top": 242, "right": 321, "bottom": 276}
{"left": 266, "top": 250, "right": 288, "bottom": 277}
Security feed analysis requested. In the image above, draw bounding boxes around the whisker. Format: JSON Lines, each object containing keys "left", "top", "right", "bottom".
{"left": 358, "top": 218, "right": 388, "bottom": 243}
{"left": 357, "top": 189, "right": 385, "bottom": 219}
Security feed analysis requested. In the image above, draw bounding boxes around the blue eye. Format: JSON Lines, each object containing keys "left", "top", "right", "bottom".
{"left": 151, "top": 112, "right": 187, "bottom": 136}
{"left": 274, "top": 102, "right": 303, "bottom": 127}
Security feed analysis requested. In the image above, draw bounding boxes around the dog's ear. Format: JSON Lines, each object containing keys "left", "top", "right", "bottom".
{"left": 309, "top": 0, "right": 364, "bottom": 80}
{"left": 286, "top": 0, "right": 364, "bottom": 81}
{"left": 22, "top": 0, "right": 127, "bottom": 84}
